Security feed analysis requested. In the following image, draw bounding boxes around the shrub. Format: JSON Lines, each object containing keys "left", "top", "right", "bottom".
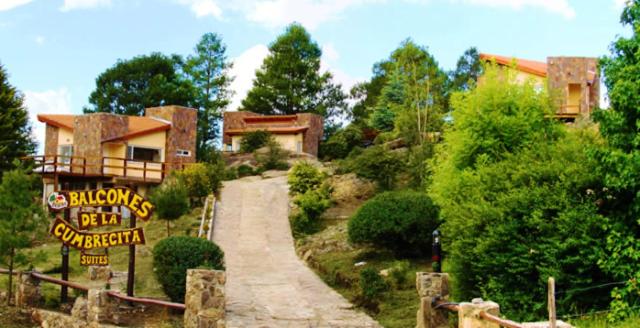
{"left": 341, "top": 145, "right": 404, "bottom": 190}
{"left": 288, "top": 161, "right": 325, "bottom": 195}
{"left": 237, "top": 165, "right": 255, "bottom": 177}
{"left": 255, "top": 139, "right": 288, "bottom": 170}
{"left": 348, "top": 190, "right": 439, "bottom": 255}
{"left": 150, "top": 179, "right": 190, "bottom": 236}
{"left": 319, "top": 124, "right": 364, "bottom": 160}
{"left": 175, "top": 163, "right": 212, "bottom": 200}
{"left": 389, "top": 260, "right": 411, "bottom": 289}
{"left": 240, "top": 130, "right": 271, "bottom": 153}
{"left": 153, "top": 236, "right": 224, "bottom": 302}
{"left": 359, "top": 267, "right": 388, "bottom": 308}
{"left": 223, "top": 167, "right": 238, "bottom": 180}
{"left": 291, "top": 187, "right": 332, "bottom": 235}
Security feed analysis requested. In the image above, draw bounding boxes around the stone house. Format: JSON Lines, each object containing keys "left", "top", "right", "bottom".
{"left": 32, "top": 105, "right": 197, "bottom": 198}
{"left": 480, "top": 53, "right": 600, "bottom": 121}
{"left": 222, "top": 111, "right": 324, "bottom": 157}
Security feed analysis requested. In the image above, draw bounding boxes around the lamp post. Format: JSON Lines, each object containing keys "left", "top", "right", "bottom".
{"left": 432, "top": 229, "right": 442, "bottom": 273}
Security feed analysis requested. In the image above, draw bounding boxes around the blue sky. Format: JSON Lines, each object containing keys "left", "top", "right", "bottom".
{"left": 0, "top": 0, "right": 630, "bottom": 149}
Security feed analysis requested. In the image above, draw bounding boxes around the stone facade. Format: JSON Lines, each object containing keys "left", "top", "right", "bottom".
{"left": 547, "top": 57, "right": 599, "bottom": 118}
{"left": 16, "top": 272, "right": 41, "bottom": 308}
{"left": 44, "top": 125, "right": 59, "bottom": 156}
{"left": 415, "top": 272, "right": 450, "bottom": 328}
{"left": 223, "top": 111, "right": 324, "bottom": 156}
{"left": 458, "top": 299, "right": 500, "bottom": 328}
{"left": 146, "top": 105, "right": 198, "bottom": 169}
{"left": 32, "top": 308, "right": 118, "bottom": 328}
{"left": 184, "top": 269, "right": 226, "bottom": 328}
{"left": 73, "top": 114, "right": 129, "bottom": 175}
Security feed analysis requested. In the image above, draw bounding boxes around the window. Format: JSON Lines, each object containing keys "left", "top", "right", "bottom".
{"left": 296, "top": 141, "right": 302, "bottom": 153}
{"left": 58, "top": 145, "right": 73, "bottom": 164}
{"left": 226, "top": 144, "right": 232, "bottom": 152}
{"left": 127, "top": 146, "right": 161, "bottom": 162}
{"left": 176, "top": 149, "right": 191, "bottom": 157}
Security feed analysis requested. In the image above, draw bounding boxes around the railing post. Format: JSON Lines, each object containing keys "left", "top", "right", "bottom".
{"left": 459, "top": 298, "right": 500, "bottom": 328}
{"left": 416, "top": 272, "right": 450, "bottom": 328}
{"left": 123, "top": 158, "right": 127, "bottom": 177}
{"left": 143, "top": 161, "right": 147, "bottom": 182}
{"left": 161, "top": 163, "right": 165, "bottom": 180}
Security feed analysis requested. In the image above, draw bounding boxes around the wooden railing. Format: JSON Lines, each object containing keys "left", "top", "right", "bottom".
{"left": 23, "top": 155, "right": 192, "bottom": 182}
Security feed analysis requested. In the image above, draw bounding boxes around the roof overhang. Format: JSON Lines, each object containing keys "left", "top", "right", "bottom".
{"left": 226, "top": 126, "right": 309, "bottom": 136}
{"left": 480, "top": 53, "right": 548, "bottom": 78}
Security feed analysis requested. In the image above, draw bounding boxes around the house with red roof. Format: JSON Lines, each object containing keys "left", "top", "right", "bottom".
{"left": 32, "top": 105, "right": 197, "bottom": 197}
{"left": 480, "top": 53, "right": 599, "bottom": 121}
{"left": 222, "top": 111, "right": 323, "bottom": 156}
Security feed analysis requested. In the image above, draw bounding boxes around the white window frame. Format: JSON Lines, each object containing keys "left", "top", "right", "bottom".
{"left": 58, "top": 144, "right": 73, "bottom": 164}
{"left": 126, "top": 145, "right": 164, "bottom": 162}
{"left": 176, "top": 149, "right": 192, "bottom": 157}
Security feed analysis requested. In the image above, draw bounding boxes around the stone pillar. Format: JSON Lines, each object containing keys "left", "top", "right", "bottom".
{"left": 16, "top": 272, "right": 41, "bottom": 307}
{"left": 87, "top": 289, "right": 117, "bottom": 324}
{"left": 416, "top": 272, "right": 449, "bottom": 328}
{"left": 458, "top": 298, "right": 500, "bottom": 328}
{"left": 184, "top": 269, "right": 226, "bottom": 328}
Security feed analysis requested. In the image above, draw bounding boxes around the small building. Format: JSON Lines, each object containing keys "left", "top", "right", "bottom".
{"left": 31, "top": 105, "right": 197, "bottom": 198}
{"left": 222, "top": 111, "right": 323, "bottom": 157}
{"left": 479, "top": 53, "right": 599, "bottom": 121}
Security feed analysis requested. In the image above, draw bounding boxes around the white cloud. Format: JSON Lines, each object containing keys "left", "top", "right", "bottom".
{"left": 60, "top": 0, "right": 111, "bottom": 12}
{"left": 35, "top": 35, "right": 45, "bottom": 45}
{"left": 227, "top": 44, "right": 270, "bottom": 111}
{"left": 458, "top": 0, "right": 575, "bottom": 19}
{"left": 176, "top": 0, "right": 223, "bottom": 19}
{"left": 24, "top": 88, "right": 72, "bottom": 152}
{"left": 613, "top": 0, "right": 628, "bottom": 10}
{"left": 0, "top": 0, "right": 32, "bottom": 11}
{"left": 322, "top": 43, "right": 340, "bottom": 63}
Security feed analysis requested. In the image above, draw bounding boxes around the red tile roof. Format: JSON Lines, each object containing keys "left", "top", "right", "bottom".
{"left": 226, "top": 126, "right": 309, "bottom": 135}
{"left": 38, "top": 114, "right": 171, "bottom": 142}
{"left": 480, "top": 53, "right": 548, "bottom": 77}
{"left": 243, "top": 115, "right": 298, "bottom": 123}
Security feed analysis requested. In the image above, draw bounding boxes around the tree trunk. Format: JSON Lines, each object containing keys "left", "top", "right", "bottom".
{"left": 166, "top": 220, "right": 171, "bottom": 237}
{"left": 7, "top": 247, "right": 14, "bottom": 306}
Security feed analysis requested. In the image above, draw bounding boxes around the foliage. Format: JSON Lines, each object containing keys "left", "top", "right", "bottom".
{"left": 341, "top": 145, "right": 404, "bottom": 190}
{"left": 240, "top": 23, "right": 346, "bottom": 123}
{"left": 450, "top": 47, "right": 482, "bottom": 92}
{"left": 348, "top": 190, "right": 439, "bottom": 256}
{"left": 153, "top": 236, "right": 224, "bottom": 302}
{"left": 348, "top": 59, "right": 393, "bottom": 124}
{"left": 240, "top": 130, "right": 271, "bottom": 153}
{"left": 0, "top": 165, "right": 46, "bottom": 305}
{"left": 150, "top": 179, "right": 190, "bottom": 236}
{"left": 84, "top": 53, "right": 196, "bottom": 116}
{"left": 291, "top": 185, "right": 332, "bottom": 235}
{"left": 592, "top": 1, "right": 640, "bottom": 319}
{"left": 175, "top": 163, "right": 213, "bottom": 200}
{"left": 184, "top": 33, "right": 232, "bottom": 161}
{"left": 389, "top": 260, "right": 411, "bottom": 289}
{"left": 236, "top": 164, "right": 255, "bottom": 177}
{"left": 0, "top": 64, "right": 35, "bottom": 175}
{"left": 319, "top": 124, "right": 365, "bottom": 160}
{"left": 254, "top": 139, "right": 289, "bottom": 171}
{"left": 288, "top": 161, "right": 325, "bottom": 195}
{"left": 430, "top": 66, "right": 611, "bottom": 321}
{"left": 359, "top": 267, "right": 388, "bottom": 307}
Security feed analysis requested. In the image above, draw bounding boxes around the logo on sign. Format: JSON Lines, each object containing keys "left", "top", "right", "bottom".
{"left": 47, "top": 192, "right": 68, "bottom": 210}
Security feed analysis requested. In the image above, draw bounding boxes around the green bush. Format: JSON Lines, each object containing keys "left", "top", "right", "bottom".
{"left": 348, "top": 190, "right": 439, "bottom": 255}
{"left": 153, "top": 236, "right": 224, "bottom": 302}
{"left": 223, "top": 167, "right": 238, "bottom": 180}
{"left": 389, "top": 260, "right": 411, "bottom": 289}
{"left": 341, "top": 145, "right": 404, "bottom": 190}
{"left": 291, "top": 187, "right": 332, "bottom": 235}
{"left": 359, "top": 267, "right": 388, "bottom": 303}
{"left": 237, "top": 165, "right": 255, "bottom": 177}
{"left": 255, "top": 139, "right": 288, "bottom": 170}
{"left": 240, "top": 130, "right": 271, "bottom": 153}
{"left": 150, "top": 179, "right": 190, "bottom": 236}
{"left": 288, "top": 161, "right": 325, "bottom": 195}
{"left": 175, "top": 163, "right": 212, "bottom": 200}
{"left": 319, "top": 124, "right": 364, "bottom": 160}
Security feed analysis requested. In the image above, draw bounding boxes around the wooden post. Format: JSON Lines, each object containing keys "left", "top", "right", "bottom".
{"left": 127, "top": 213, "right": 136, "bottom": 297}
{"left": 61, "top": 182, "right": 70, "bottom": 304}
{"left": 548, "top": 277, "right": 556, "bottom": 328}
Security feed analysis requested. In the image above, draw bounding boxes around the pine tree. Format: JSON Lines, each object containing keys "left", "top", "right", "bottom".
{"left": 0, "top": 63, "right": 35, "bottom": 175}
{"left": 240, "top": 23, "right": 345, "bottom": 121}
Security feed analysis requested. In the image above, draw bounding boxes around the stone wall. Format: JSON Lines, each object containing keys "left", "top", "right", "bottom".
{"left": 222, "top": 111, "right": 257, "bottom": 145}
{"left": 547, "top": 57, "right": 599, "bottom": 117}
{"left": 184, "top": 269, "right": 226, "bottom": 328}
{"left": 297, "top": 113, "right": 323, "bottom": 156}
{"left": 146, "top": 106, "right": 197, "bottom": 169}
{"left": 73, "top": 115, "right": 107, "bottom": 175}
{"left": 45, "top": 125, "right": 59, "bottom": 156}
{"left": 16, "top": 272, "right": 41, "bottom": 307}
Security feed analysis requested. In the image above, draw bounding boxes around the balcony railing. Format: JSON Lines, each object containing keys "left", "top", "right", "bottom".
{"left": 23, "top": 155, "right": 191, "bottom": 182}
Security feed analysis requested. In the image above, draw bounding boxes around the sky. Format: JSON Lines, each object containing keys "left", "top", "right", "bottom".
{"left": 0, "top": 0, "right": 631, "bottom": 150}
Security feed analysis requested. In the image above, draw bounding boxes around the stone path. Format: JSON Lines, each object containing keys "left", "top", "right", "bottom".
{"left": 212, "top": 175, "right": 380, "bottom": 328}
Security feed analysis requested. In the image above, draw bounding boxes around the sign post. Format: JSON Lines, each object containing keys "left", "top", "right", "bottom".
{"left": 61, "top": 182, "right": 70, "bottom": 303}
{"left": 46, "top": 187, "right": 154, "bottom": 297}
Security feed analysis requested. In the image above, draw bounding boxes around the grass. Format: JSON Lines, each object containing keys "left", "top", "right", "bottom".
{"left": 570, "top": 315, "right": 640, "bottom": 327}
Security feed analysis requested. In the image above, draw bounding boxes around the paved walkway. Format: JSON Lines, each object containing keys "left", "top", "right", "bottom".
{"left": 213, "top": 175, "right": 380, "bottom": 328}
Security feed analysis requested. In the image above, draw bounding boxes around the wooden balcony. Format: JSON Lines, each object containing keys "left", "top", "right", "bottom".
{"left": 23, "top": 155, "right": 190, "bottom": 183}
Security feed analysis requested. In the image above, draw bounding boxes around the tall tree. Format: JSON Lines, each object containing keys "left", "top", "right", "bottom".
{"left": 348, "top": 59, "right": 394, "bottom": 124}
{"left": 450, "top": 47, "right": 482, "bottom": 92}
{"left": 591, "top": 0, "right": 640, "bottom": 320}
{"left": 240, "top": 23, "right": 346, "bottom": 121}
{"left": 0, "top": 63, "right": 35, "bottom": 174}
{"left": 0, "top": 166, "right": 46, "bottom": 305}
{"left": 184, "top": 33, "right": 232, "bottom": 161}
{"left": 84, "top": 53, "right": 197, "bottom": 116}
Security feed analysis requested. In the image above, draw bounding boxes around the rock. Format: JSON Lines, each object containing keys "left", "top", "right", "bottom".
{"left": 71, "top": 296, "right": 88, "bottom": 320}
{"left": 354, "top": 261, "right": 366, "bottom": 267}
{"left": 379, "top": 269, "right": 389, "bottom": 277}
{"left": 89, "top": 266, "right": 111, "bottom": 281}
{"left": 302, "top": 250, "right": 313, "bottom": 262}
{"left": 329, "top": 173, "right": 376, "bottom": 203}
{"left": 261, "top": 170, "right": 288, "bottom": 179}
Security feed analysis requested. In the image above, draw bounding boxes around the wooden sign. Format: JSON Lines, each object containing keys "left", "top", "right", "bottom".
{"left": 50, "top": 216, "right": 145, "bottom": 251}
{"left": 77, "top": 212, "right": 122, "bottom": 230}
{"left": 80, "top": 251, "right": 109, "bottom": 266}
{"left": 47, "top": 187, "right": 154, "bottom": 221}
